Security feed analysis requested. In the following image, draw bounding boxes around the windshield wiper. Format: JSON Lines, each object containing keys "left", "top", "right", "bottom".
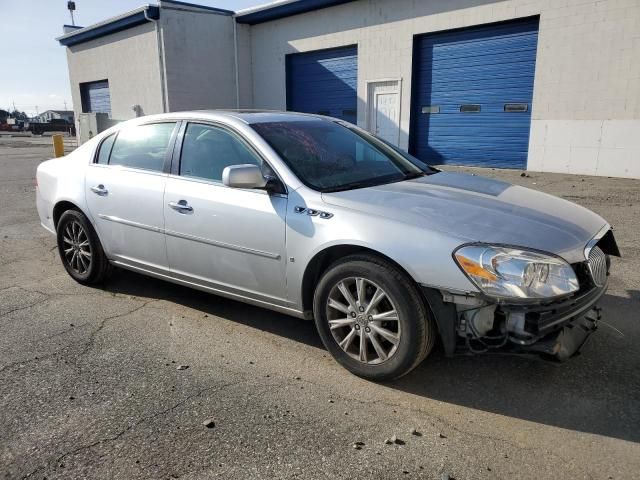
{"left": 403, "top": 171, "right": 426, "bottom": 180}
{"left": 321, "top": 181, "right": 373, "bottom": 193}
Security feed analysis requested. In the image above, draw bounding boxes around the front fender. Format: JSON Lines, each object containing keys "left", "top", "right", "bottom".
{"left": 285, "top": 190, "right": 478, "bottom": 310}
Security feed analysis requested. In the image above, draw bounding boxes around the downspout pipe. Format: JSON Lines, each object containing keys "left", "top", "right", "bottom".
{"left": 145, "top": 7, "right": 168, "bottom": 113}
{"left": 233, "top": 17, "right": 240, "bottom": 109}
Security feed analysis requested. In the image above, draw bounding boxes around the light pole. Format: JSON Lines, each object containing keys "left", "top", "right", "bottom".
{"left": 67, "top": 1, "right": 76, "bottom": 26}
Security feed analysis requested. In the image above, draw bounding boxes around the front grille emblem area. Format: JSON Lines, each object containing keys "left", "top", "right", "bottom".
{"left": 294, "top": 206, "right": 334, "bottom": 219}
{"left": 587, "top": 246, "right": 608, "bottom": 287}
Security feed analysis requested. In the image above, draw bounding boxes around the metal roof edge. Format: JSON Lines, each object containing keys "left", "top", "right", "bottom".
{"left": 159, "top": 0, "right": 233, "bottom": 15}
{"left": 235, "top": 0, "right": 356, "bottom": 25}
{"left": 56, "top": 5, "right": 159, "bottom": 47}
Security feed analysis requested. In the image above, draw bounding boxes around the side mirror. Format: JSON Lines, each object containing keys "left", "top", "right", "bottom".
{"left": 222, "top": 164, "right": 267, "bottom": 189}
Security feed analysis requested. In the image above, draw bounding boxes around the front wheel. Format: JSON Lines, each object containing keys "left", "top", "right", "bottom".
{"left": 56, "top": 209, "right": 112, "bottom": 285}
{"left": 313, "top": 254, "right": 435, "bottom": 381}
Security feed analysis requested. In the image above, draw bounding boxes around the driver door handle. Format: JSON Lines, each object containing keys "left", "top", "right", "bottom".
{"left": 168, "top": 200, "right": 193, "bottom": 213}
{"left": 90, "top": 185, "right": 108, "bottom": 196}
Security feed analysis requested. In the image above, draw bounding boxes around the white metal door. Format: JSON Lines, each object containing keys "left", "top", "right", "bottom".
{"left": 375, "top": 92, "right": 399, "bottom": 144}
{"left": 367, "top": 80, "right": 401, "bottom": 146}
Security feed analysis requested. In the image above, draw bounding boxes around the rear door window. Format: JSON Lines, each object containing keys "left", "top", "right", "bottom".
{"left": 109, "top": 122, "right": 176, "bottom": 172}
{"left": 96, "top": 134, "right": 115, "bottom": 165}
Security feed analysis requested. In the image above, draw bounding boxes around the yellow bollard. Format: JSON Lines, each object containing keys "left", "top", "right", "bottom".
{"left": 52, "top": 134, "right": 64, "bottom": 158}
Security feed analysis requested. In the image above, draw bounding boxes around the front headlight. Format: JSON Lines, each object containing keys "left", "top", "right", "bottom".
{"left": 454, "top": 245, "right": 579, "bottom": 300}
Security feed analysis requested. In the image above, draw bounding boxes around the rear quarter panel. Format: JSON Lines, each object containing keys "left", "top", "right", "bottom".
{"left": 36, "top": 140, "right": 96, "bottom": 234}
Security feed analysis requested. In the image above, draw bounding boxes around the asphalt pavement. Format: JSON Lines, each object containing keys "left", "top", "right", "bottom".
{"left": 1, "top": 136, "right": 639, "bottom": 479}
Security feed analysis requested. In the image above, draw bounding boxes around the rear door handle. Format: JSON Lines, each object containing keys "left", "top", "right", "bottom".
{"left": 168, "top": 200, "right": 193, "bottom": 213}
{"left": 90, "top": 185, "right": 108, "bottom": 196}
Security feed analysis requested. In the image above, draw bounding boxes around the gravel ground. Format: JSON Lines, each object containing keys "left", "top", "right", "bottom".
{"left": 1, "top": 136, "right": 639, "bottom": 479}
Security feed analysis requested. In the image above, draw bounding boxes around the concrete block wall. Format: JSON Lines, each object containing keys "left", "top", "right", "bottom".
{"left": 236, "top": 23, "right": 254, "bottom": 108}
{"left": 66, "top": 22, "right": 165, "bottom": 123}
{"left": 65, "top": 2, "right": 243, "bottom": 131}
{"left": 160, "top": 3, "right": 238, "bottom": 111}
{"left": 526, "top": 0, "right": 640, "bottom": 178}
{"left": 248, "top": 0, "right": 640, "bottom": 179}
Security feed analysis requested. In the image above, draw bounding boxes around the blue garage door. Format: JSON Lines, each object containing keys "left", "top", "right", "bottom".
{"left": 81, "top": 80, "right": 112, "bottom": 117}
{"left": 286, "top": 46, "right": 357, "bottom": 124}
{"left": 410, "top": 18, "right": 539, "bottom": 168}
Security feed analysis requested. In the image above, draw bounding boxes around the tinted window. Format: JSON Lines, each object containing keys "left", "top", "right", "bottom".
{"left": 96, "top": 134, "right": 115, "bottom": 165}
{"left": 109, "top": 123, "right": 176, "bottom": 171}
{"left": 180, "top": 123, "right": 261, "bottom": 182}
{"left": 251, "top": 120, "right": 430, "bottom": 192}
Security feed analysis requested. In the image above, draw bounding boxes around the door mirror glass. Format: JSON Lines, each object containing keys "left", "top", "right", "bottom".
{"left": 223, "top": 164, "right": 267, "bottom": 189}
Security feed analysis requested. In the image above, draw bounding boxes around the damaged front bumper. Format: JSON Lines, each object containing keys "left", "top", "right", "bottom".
{"left": 423, "top": 227, "right": 618, "bottom": 361}
{"left": 422, "top": 282, "right": 606, "bottom": 362}
{"left": 521, "top": 307, "right": 600, "bottom": 361}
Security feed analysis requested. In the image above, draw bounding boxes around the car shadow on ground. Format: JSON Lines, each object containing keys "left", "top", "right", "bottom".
{"left": 100, "top": 269, "right": 640, "bottom": 444}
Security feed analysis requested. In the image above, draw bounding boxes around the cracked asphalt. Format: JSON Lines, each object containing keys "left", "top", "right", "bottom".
{"left": 1, "top": 136, "right": 639, "bottom": 479}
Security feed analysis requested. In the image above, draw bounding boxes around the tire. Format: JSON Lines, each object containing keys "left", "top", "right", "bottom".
{"left": 56, "top": 209, "right": 112, "bottom": 285}
{"left": 313, "top": 254, "right": 436, "bottom": 381}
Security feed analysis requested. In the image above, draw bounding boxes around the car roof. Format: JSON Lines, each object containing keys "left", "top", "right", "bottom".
{"left": 208, "top": 110, "right": 329, "bottom": 124}
{"left": 168, "top": 109, "right": 332, "bottom": 124}
{"left": 108, "top": 110, "right": 336, "bottom": 135}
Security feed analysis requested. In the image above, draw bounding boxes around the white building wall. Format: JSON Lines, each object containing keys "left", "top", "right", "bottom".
{"left": 66, "top": 22, "right": 165, "bottom": 121}
{"left": 236, "top": 23, "right": 254, "bottom": 108}
{"left": 249, "top": 0, "right": 640, "bottom": 179}
{"left": 159, "top": 3, "right": 239, "bottom": 111}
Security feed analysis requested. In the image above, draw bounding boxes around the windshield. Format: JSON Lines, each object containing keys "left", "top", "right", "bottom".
{"left": 250, "top": 119, "right": 435, "bottom": 192}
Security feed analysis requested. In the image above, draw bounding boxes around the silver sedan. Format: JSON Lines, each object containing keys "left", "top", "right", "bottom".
{"left": 36, "top": 111, "right": 619, "bottom": 380}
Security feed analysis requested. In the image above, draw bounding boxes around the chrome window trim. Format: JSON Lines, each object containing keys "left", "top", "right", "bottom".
{"left": 87, "top": 162, "right": 169, "bottom": 177}
{"left": 165, "top": 172, "right": 287, "bottom": 198}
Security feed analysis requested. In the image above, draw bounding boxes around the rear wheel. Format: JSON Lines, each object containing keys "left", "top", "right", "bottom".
{"left": 56, "top": 209, "right": 111, "bottom": 285}
{"left": 313, "top": 254, "right": 435, "bottom": 381}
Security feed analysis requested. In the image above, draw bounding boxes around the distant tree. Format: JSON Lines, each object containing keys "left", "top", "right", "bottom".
{"left": 10, "top": 110, "right": 28, "bottom": 120}
{"left": 0, "top": 109, "right": 9, "bottom": 122}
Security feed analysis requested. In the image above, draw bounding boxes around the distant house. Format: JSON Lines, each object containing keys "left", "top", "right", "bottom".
{"left": 36, "top": 110, "right": 74, "bottom": 123}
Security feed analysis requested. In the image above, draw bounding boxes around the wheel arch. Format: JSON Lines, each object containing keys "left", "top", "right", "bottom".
{"left": 52, "top": 200, "right": 84, "bottom": 229}
{"left": 301, "top": 244, "right": 422, "bottom": 314}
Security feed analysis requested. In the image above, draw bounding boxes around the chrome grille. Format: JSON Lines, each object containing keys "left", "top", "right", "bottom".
{"left": 588, "top": 246, "right": 607, "bottom": 287}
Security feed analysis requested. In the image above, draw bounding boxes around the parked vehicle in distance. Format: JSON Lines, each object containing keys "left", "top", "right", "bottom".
{"left": 28, "top": 120, "right": 75, "bottom": 136}
{"left": 36, "top": 111, "right": 620, "bottom": 380}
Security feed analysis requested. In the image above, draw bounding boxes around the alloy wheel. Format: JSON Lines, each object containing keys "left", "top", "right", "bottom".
{"left": 325, "top": 277, "right": 401, "bottom": 365}
{"left": 61, "top": 220, "right": 92, "bottom": 275}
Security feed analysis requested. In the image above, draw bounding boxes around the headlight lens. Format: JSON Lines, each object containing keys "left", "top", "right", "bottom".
{"left": 454, "top": 245, "right": 579, "bottom": 300}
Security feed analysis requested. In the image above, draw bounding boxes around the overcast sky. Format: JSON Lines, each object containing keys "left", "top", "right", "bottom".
{"left": 0, "top": 0, "right": 265, "bottom": 116}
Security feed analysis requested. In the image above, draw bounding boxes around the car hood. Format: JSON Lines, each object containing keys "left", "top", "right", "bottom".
{"left": 321, "top": 172, "right": 607, "bottom": 263}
